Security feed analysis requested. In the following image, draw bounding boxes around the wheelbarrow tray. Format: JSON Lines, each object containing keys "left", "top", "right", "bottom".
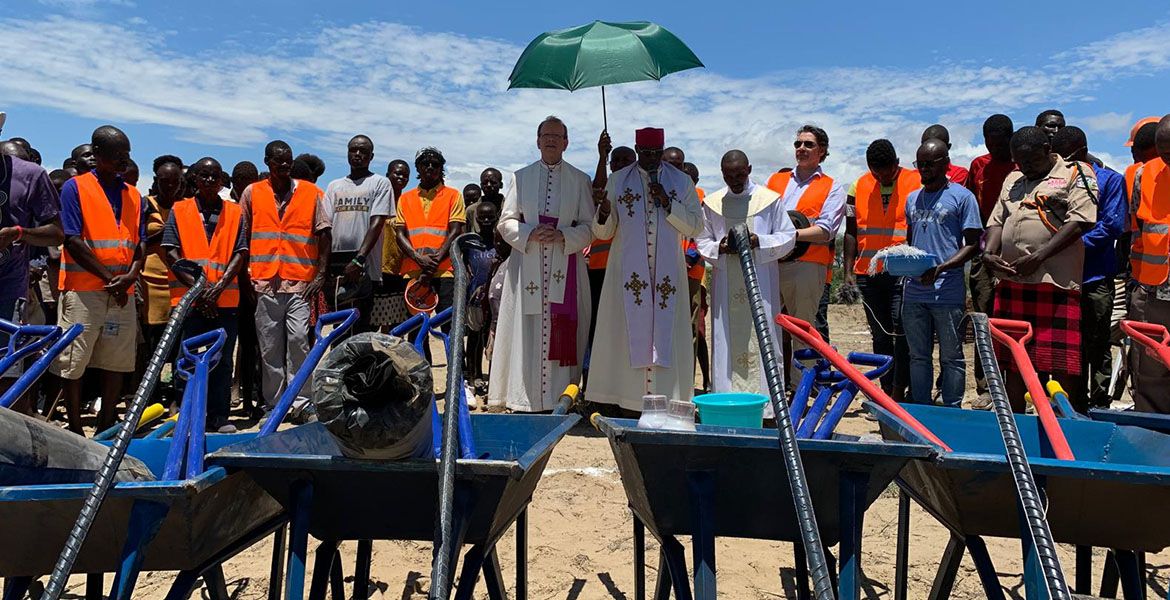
{"left": 871, "top": 403, "right": 1170, "bottom": 552}
{"left": 596, "top": 417, "right": 933, "bottom": 544}
{"left": 208, "top": 414, "right": 578, "bottom": 544}
{"left": 1089, "top": 408, "right": 1170, "bottom": 435}
{"left": 0, "top": 433, "right": 283, "bottom": 577}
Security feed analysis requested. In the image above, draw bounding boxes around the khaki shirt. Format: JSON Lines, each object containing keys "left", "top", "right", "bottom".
{"left": 989, "top": 156, "right": 1097, "bottom": 290}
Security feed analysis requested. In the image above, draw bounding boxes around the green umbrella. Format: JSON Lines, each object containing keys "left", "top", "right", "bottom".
{"left": 508, "top": 21, "right": 704, "bottom": 129}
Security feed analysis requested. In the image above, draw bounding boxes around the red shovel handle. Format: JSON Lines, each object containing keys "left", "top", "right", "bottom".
{"left": 988, "top": 318, "right": 1075, "bottom": 461}
{"left": 776, "top": 313, "right": 952, "bottom": 451}
{"left": 1121, "top": 320, "right": 1170, "bottom": 369}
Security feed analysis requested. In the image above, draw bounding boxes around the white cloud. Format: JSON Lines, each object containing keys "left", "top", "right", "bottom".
{"left": 2, "top": 15, "right": 1168, "bottom": 191}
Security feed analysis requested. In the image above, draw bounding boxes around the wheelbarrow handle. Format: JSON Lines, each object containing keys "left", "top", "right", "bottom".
{"left": 845, "top": 351, "right": 893, "bottom": 381}
{"left": 428, "top": 306, "right": 454, "bottom": 329}
{"left": 391, "top": 311, "right": 431, "bottom": 353}
{"left": 314, "top": 309, "right": 359, "bottom": 345}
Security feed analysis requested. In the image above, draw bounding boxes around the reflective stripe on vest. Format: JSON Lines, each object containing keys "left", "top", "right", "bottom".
{"left": 766, "top": 170, "right": 836, "bottom": 266}
{"left": 59, "top": 171, "right": 141, "bottom": 292}
{"left": 169, "top": 198, "right": 242, "bottom": 307}
{"left": 248, "top": 179, "right": 320, "bottom": 282}
{"left": 852, "top": 169, "right": 919, "bottom": 274}
{"left": 1133, "top": 158, "right": 1170, "bottom": 286}
{"left": 398, "top": 185, "right": 458, "bottom": 276}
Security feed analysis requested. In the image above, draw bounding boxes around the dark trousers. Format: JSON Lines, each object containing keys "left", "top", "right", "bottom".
{"left": 236, "top": 292, "right": 259, "bottom": 408}
{"left": 815, "top": 283, "right": 831, "bottom": 342}
{"left": 858, "top": 274, "right": 909, "bottom": 399}
{"left": 968, "top": 255, "right": 996, "bottom": 391}
{"left": 177, "top": 309, "right": 238, "bottom": 420}
{"left": 1081, "top": 277, "right": 1114, "bottom": 408}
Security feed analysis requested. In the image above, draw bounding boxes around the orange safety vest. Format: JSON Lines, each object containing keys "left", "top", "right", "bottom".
{"left": 168, "top": 198, "right": 242, "bottom": 307}
{"left": 398, "top": 185, "right": 457, "bottom": 276}
{"left": 1132, "top": 158, "right": 1170, "bottom": 286}
{"left": 852, "top": 169, "right": 920, "bottom": 275}
{"left": 60, "top": 172, "right": 141, "bottom": 292}
{"left": 248, "top": 179, "right": 320, "bottom": 282}
{"left": 685, "top": 187, "right": 707, "bottom": 281}
{"left": 766, "top": 171, "right": 835, "bottom": 266}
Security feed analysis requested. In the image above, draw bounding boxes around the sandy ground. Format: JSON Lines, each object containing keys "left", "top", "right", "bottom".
{"left": 48, "top": 304, "right": 1170, "bottom": 599}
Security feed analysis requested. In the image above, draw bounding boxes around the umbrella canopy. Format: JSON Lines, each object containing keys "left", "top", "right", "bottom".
{"left": 508, "top": 21, "right": 703, "bottom": 91}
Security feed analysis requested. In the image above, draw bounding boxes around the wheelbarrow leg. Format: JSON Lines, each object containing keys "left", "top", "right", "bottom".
{"left": 633, "top": 515, "right": 646, "bottom": 600}
{"left": 964, "top": 536, "right": 1004, "bottom": 600}
{"left": 454, "top": 546, "right": 486, "bottom": 600}
{"left": 269, "top": 525, "right": 287, "bottom": 600}
{"left": 3, "top": 576, "right": 32, "bottom": 600}
{"left": 794, "top": 542, "right": 809, "bottom": 600}
{"left": 353, "top": 539, "right": 373, "bottom": 600}
{"left": 927, "top": 533, "right": 965, "bottom": 600}
{"left": 894, "top": 489, "right": 910, "bottom": 600}
{"left": 1076, "top": 545, "right": 1093, "bottom": 594}
{"left": 203, "top": 565, "right": 230, "bottom": 600}
{"left": 838, "top": 471, "right": 868, "bottom": 600}
{"left": 1101, "top": 550, "right": 1120, "bottom": 598}
{"left": 516, "top": 508, "right": 528, "bottom": 600}
{"left": 285, "top": 481, "right": 314, "bottom": 600}
{"left": 307, "top": 540, "right": 338, "bottom": 600}
{"left": 86, "top": 573, "right": 103, "bottom": 600}
{"left": 659, "top": 535, "right": 693, "bottom": 600}
{"left": 110, "top": 499, "right": 170, "bottom": 600}
{"left": 652, "top": 549, "right": 671, "bottom": 600}
{"left": 686, "top": 470, "right": 716, "bottom": 600}
{"left": 328, "top": 549, "right": 344, "bottom": 600}
{"left": 481, "top": 547, "right": 508, "bottom": 600}
{"left": 1113, "top": 550, "right": 1144, "bottom": 600}
{"left": 164, "top": 571, "right": 200, "bottom": 600}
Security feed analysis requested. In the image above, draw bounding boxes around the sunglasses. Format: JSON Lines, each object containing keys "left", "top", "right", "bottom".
{"left": 913, "top": 157, "right": 950, "bottom": 169}
{"left": 793, "top": 140, "right": 818, "bottom": 149}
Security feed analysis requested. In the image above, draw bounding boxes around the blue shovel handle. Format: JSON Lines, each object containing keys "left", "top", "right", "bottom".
{"left": 260, "top": 309, "right": 358, "bottom": 436}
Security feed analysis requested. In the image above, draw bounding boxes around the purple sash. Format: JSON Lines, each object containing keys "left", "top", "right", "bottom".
{"left": 540, "top": 215, "right": 578, "bottom": 365}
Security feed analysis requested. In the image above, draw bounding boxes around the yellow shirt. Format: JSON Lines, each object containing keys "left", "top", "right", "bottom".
{"left": 143, "top": 196, "right": 172, "bottom": 324}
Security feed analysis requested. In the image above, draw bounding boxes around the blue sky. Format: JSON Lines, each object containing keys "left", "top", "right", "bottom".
{"left": 4, "top": 0, "right": 1170, "bottom": 192}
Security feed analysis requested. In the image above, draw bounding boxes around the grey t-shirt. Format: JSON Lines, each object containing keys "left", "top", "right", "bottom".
{"left": 324, "top": 173, "right": 393, "bottom": 281}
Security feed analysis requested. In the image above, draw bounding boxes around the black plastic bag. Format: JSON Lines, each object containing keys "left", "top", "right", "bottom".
{"left": 312, "top": 332, "right": 433, "bottom": 460}
{"left": 0, "top": 409, "right": 155, "bottom": 485}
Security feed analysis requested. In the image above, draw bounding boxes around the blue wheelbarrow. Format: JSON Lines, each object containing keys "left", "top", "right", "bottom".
{"left": 0, "top": 309, "right": 358, "bottom": 600}
{"left": 208, "top": 292, "right": 580, "bottom": 600}
{"left": 596, "top": 338, "right": 937, "bottom": 600}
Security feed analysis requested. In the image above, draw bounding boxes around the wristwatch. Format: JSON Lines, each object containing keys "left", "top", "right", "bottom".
{"left": 351, "top": 254, "right": 367, "bottom": 266}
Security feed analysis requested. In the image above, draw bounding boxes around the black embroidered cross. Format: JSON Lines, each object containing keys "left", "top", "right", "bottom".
{"left": 656, "top": 276, "right": 676, "bottom": 310}
{"left": 624, "top": 272, "right": 648, "bottom": 306}
{"left": 618, "top": 188, "right": 640, "bottom": 218}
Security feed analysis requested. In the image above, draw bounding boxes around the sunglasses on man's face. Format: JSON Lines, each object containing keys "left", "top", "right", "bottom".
{"left": 913, "top": 157, "right": 950, "bottom": 169}
{"left": 794, "top": 140, "right": 818, "bottom": 149}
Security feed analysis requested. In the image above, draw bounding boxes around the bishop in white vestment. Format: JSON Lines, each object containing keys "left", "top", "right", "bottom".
{"left": 696, "top": 151, "right": 797, "bottom": 410}
{"left": 588, "top": 127, "right": 704, "bottom": 411}
{"left": 490, "top": 118, "right": 595, "bottom": 412}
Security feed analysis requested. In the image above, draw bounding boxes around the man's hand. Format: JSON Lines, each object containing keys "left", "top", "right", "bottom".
{"left": 200, "top": 283, "right": 224, "bottom": 308}
{"left": 415, "top": 250, "right": 439, "bottom": 274}
{"left": 592, "top": 187, "right": 607, "bottom": 207}
{"left": 983, "top": 253, "right": 1017, "bottom": 277}
{"left": 649, "top": 182, "right": 671, "bottom": 210}
{"left": 718, "top": 236, "right": 731, "bottom": 254}
{"left": 844, "top": 272, "right": 857, "bottom": 288}
{"left": 343, "top": 260, "right": 364, "bottom": 283}
{"left": 105, "top": 273, "right": 135, "bottom": 296}
{"left": 1010, "top": 252, "right": 1044, "bottom": 277}
{"left": 598, "top": 131, "right": 612, "bottom": 159}
{"left": 919, "top": 266, "right": 939, "bottom": 287}
{"left": 0, "top": 227, "right": 19, "bottom": 250}
{"left": 750, "top": 233, "right": 760, "bottom": 249}
{"left": 302, "top": 274, "right": 325, "bottom": 301}
{"left": 111, "top": 290, "right": 129, "bottom": 307}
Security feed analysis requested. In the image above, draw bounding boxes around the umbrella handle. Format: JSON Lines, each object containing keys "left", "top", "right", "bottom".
{"left": 601, "top": 86, "right": 607, "bottom": 131}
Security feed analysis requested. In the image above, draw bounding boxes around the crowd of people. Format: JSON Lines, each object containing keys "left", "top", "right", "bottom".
{"left": 0, "top": 108, "right": 1167, "bottom": 437}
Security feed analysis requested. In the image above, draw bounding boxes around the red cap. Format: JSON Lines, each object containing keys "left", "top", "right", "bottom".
{"left": 635, "top": 127, "right": 664, "bottom": 148}
{"left": 1126, "top": 116, "right": 1160, "bottom": 147}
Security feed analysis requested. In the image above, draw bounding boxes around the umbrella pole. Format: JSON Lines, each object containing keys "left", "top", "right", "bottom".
{"left": 601, "top": 86, "right": 608, "bottom": 131}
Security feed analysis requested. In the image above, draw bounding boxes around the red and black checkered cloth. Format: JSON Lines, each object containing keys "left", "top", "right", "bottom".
{"left": 993, "top": 280, "right": 1082, "bottom": 375}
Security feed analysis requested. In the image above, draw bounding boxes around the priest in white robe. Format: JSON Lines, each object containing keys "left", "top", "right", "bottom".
{"left": 588, "top": 127, "right": 704, "bottom": 411}
{"left": 697, "top": 150, "right": 797, "bottom": 410}
{"left": 491, "top": 116, "right": 595, "bottom": 412}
